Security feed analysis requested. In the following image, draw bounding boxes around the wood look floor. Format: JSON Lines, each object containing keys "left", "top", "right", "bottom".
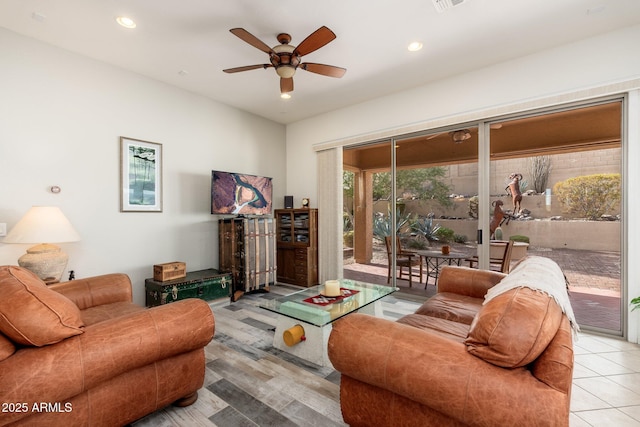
{"left": 132, "top": 284, "right": 422, "bottom": 427}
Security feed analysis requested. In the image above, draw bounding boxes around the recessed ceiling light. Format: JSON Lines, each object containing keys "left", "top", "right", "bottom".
{"left": 116, "top": 16, "right": 136, "bottom": 29}
{"left": 280, "top": 93, "right": 291, "bottom": 100}
{"left": 408, "top": 41, "right": 423, "bottom": 52}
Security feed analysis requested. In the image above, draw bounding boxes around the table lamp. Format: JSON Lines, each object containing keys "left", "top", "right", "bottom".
{"left": 3, "top": 206, "right": 80, "bottom": 284}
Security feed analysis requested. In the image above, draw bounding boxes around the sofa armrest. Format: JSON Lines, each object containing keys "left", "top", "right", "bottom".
{"left": 49, "top": 273, "right": 132, "bottom": 309}
{"left": 0, "top": 298, "right": 214, "bottom": 421}
{"left": 437, "top": 266, "right": 505, "bottom": 299}
{"left": 328, "top": 314, "right": 568, "bottom": 425}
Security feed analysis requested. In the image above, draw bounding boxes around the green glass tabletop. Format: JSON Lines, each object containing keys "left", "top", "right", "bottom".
{"left": 259, "top": 279, "right": 397, "bottom": 327}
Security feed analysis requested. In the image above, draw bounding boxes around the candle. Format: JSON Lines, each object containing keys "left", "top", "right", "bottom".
{"left": 324, "top": 280, "right": 341, "bottom": 297}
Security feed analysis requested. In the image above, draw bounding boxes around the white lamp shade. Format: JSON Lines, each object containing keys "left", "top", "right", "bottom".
{"left": 3, "top": 206, "right": 80, "bottom": 244}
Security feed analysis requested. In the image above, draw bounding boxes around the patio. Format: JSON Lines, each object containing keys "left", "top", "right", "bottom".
{"left": 343, "top": 245, "right": 622, "bottom": 332}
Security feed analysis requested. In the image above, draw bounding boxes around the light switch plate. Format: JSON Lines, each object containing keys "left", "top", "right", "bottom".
{"left": 0, "top": 223, "right": 6, "bottom": 237}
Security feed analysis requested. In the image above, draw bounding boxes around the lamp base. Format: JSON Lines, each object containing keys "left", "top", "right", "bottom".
{"left": 18, "top": 243, "right": 68, "bottom": 284}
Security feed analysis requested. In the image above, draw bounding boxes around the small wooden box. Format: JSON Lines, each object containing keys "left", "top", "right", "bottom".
{"left": 153, "top": 262, "right": 186, "bottom": 282}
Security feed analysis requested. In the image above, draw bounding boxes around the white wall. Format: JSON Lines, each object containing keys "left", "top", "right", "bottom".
{"left": 0, "top": 28, "right": 286, "bottom": 305}
{"left": 286, "top": 24, "right": 640, "bottom": 341}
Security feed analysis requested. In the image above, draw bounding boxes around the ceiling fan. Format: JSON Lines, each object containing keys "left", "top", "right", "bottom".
{"left": 223, "top": 26, "right": 347, "bottom": 94}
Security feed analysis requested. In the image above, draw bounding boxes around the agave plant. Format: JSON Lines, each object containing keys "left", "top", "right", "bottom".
{"left": 410, "top": 214, "right": 441, "bottom": 242}
{"left": 372, "top": 208, "right": 412, "bottom": 242}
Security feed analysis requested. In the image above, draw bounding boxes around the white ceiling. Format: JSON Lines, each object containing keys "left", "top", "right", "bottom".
{"left": 1, "top": 0, "right": 639, "bottom": 125}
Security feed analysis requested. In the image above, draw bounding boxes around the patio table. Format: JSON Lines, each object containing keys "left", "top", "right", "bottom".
{"left": 413, "top": 250, "right": 468, "bottom": 288}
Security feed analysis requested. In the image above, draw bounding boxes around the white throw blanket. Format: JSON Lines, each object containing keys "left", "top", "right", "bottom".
{"left": 484, "top": 256, "right": 580, "bottom": 336}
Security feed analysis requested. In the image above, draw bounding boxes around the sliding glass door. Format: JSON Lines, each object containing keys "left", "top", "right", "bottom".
{"left": 341, "top": 98, "right": 624, "bottom": 335}
{"left": 487, "top": 100, "right": 624, "bottom": 334}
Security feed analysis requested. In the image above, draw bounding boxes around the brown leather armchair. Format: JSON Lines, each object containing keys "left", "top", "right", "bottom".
{"left": 329, "top": 259, "right": 575, "bottom": 427}
{"left": 0, "top": 266, "right": 214, "bottom": 427}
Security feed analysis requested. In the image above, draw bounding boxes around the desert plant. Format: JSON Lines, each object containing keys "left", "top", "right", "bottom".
{"left": 435, "top": 227, "right": 455, "bottom": 243}
{"left": 405, "top": 238, "right": 428, "bottom": 250}
{"left": 553, "top": 174, "right": 621, "bottom": 220}
{"left": 468, "top": 196, "right": 479, "bottom": 219}
{"left": 343, "top": 230, "right": 354, "bottom": 248}
{"left": 528, "top": 155, "right": 552, "bottom": 193}
{"left": 493, "top": 227, "right": 503, "bottom": 240}
{"left": 343, "top": 212, "right": 353, "bottom": 231}
{"left": 454, "top": 234, "right": 467, "bottom": 244}
{"left": 509, "top": 235, "right": 530, "bottom": 243}
{"left": 372, "top": 208, "right": 412, "bottom": 242}
{"left": 410, "top": 215, "right": 441, "bottom": 242}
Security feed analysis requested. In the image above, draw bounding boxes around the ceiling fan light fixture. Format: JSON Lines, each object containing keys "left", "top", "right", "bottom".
{"left": 276, "top": 65, "right": 296, "bottom": 78}
{"left": 280, "top": 93, "right": 291, "bottom": 100}
{"left": 451, "top": 129, "right": 471, "bottom": 143}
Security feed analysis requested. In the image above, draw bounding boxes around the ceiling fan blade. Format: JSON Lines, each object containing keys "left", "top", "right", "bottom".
{"left": 293, "top": 26, "right": 336, "bottom": 56}
{"left": 223, "top": 64, "right": 272, "bottom": 73}
{"left": 280, "top": 77, "right": 294, "bottom": 94}
{"left": 229, "top": 28, "right": 276, "bottom": 55}
{"left": 300, "top": 63, "right": 346, "bottom": 78}
{"left": 426, "top": 132, "right": 444, "bottom": 140}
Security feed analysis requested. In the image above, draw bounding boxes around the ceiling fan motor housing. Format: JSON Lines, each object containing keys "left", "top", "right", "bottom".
{"left": 272, "top": 36, "right": 299, "bottom": 77}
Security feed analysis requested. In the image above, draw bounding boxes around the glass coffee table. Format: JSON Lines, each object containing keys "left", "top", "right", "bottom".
{"left": 260, "top": 279, "right": 397, "bottom": 367}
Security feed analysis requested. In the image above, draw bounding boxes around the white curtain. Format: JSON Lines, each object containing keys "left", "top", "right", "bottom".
{"left": 317, "top": 147, "right": 343, "bottom": 282}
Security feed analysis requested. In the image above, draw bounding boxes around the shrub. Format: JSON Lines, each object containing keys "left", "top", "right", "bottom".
{"left": 553, "top": 174, "right": 621, "bottom": 220}
{"left": 509, "top": 235, "right": 530, "bottom": 243}
{"left": 343, "top": 231, "right": 354, "bottom": 248}
{"left": 405, "top": 238, "right": 428, "bottom": 250}
{"left": 454, "top": 234, "right": 467, "bottom": 244}
{"left": 435, "top": 227, "right": 455, "bottom": 243}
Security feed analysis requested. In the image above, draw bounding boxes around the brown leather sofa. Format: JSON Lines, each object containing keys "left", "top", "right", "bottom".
{"left": 328, "top": 258, "right": 575, "bottom": 427}
{"left": 0, "top": 266, "right": 214, "bottom": 427}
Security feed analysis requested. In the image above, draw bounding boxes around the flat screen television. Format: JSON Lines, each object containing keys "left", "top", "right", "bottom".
{"left": 211, "top": 170, "right": 273, "bottom": 215}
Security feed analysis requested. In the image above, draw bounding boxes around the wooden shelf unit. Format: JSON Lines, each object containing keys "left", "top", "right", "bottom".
{"left": 275, "top": 208, "right": 318, "bottom": 287}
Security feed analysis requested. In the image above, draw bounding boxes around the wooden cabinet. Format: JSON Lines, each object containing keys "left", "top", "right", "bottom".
{"left": 275, "top": 208, "right": 318, "bottom": 287}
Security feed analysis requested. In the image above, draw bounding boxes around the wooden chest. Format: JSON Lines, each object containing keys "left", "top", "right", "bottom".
{"left": 145, "top": 268, "right": 232, "bottom": 307}
{"left": 153, "top": 261, "right": 186, "bottom": 282}
{"left": 219, "top": 217, "right": 277, "bottom": 301}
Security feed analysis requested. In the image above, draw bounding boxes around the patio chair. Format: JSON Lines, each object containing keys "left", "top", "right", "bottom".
{"left": 467, "top": 239, "right": 515, "bottom": 273}
{"left": 385, "top": 236, "right": 423, "bottom": 287}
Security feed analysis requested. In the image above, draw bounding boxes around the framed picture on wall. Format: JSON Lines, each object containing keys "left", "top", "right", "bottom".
{"left": 120, "top": 136, "right": 163, "bottom": 212}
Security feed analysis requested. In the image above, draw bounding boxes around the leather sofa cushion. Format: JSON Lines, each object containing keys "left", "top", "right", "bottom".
{"left": 397, "top": 313, "right": 470, "bottom": 342}
{"left": 414, "top": 292, "right": 483, "bottom": 325}
{"left": 80, "top": 301, "right": 145, "bottom": 326}
{"left": 0, "top": 266, "right": 84, "bottom": 346}
{"left": 0, "top": 331, "right": 16, "bottom": 361}
{"left": 465, "top": 287, "right": 562, "bottom": 368}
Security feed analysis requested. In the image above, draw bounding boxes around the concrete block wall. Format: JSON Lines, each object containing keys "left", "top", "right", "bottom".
{"left": 444, "top": 147, "right": 621, "bottom": 196}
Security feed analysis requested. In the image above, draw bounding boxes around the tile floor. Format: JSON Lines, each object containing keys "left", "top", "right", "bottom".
{"left": 570, "top": 332, "right": 640, "bottom": 426}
